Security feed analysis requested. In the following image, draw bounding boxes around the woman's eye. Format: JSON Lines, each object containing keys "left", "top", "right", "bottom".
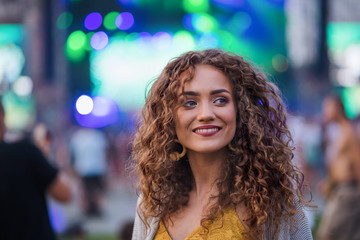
{"left": 184, "top": 100, "right": 197, "bottom": 107}
{"left": 214, "top": 97, "right": 228, "bottom": 104}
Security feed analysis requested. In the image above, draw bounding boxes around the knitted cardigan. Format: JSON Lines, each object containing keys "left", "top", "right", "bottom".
{"left": 131, "top": 198, "right": 313, "bottom": 240}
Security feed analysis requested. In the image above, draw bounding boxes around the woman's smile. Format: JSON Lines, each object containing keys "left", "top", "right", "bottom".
{"left": 193, "top": 125, "right": 222, "bottom": 136}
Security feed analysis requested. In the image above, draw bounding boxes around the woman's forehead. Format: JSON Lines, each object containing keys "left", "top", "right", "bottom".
{"left": 177, "top": 65, "right": 233, "bottom": 95}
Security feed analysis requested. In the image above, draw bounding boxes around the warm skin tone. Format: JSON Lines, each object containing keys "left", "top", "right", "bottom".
{"left": 164, "top": 65, "right": 239, "bottom": 240}
{"left": 322, "top": 97, "right": 360, "bottom": 193}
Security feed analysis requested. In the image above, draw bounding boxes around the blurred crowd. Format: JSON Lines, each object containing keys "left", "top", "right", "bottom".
{"left": 0, "top": 97, "right": 135, "bottom": 240}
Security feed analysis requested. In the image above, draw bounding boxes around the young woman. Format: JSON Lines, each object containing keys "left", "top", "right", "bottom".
{"left": 131, "top": 49, "right": 312, "bottom": 240}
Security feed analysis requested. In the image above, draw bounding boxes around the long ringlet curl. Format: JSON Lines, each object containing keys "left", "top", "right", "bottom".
{"left": 131, "top": 49, "right": 309, "bottom": 239}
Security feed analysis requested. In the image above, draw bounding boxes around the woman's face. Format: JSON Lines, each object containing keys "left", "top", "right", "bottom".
{"left": 174, "top": 64, "right": 237, "bottom": 155}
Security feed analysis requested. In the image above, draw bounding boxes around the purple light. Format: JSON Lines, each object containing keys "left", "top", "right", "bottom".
{"left": 75, "top": 96, "right": 119, "bottom": 128}
{"left": 90, "top": 31, "right": 109, "bottom": 50}
{"left": 115, "top": 12, "right": 134, "bottom": 30}
{"left": 139, "top": 32, "right": 151, "bottom": 38}
{"left": 84, "top": 12, "right": 102, "bottom": 30}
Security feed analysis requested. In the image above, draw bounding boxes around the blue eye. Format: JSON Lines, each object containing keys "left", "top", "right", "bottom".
{"left": 214, "top": 97, "right": 228, "bottom": 104}
{"left": 184, "top": 100, "right": 197, "bottom": 107}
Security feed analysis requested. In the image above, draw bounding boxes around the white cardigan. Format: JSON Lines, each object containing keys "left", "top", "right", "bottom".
{"left": 131, "top": 198, "right": 313, "bottom": 240}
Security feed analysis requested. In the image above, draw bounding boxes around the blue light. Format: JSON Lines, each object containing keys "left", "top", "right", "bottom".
{"left": 182, "top": 14, "right": 195, "bottom": 31}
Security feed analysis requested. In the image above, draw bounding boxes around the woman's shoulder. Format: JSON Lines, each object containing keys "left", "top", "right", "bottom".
{"left": 272, "top": 201, "right": 313, "bottom": 240}
{"left": 234, "top": 200, "right": 313, "bottom": 240}
{"left": 132, "top": 196, "right": 160, "bottom": 240}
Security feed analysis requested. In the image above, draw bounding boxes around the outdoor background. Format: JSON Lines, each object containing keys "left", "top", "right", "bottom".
{"left": 1, "top": 0, "right": 360, "bottom": 239}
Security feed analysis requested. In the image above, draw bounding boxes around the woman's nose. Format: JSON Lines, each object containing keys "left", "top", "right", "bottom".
{"left": 197, "top": 103, "right": 215, "bottom": 122}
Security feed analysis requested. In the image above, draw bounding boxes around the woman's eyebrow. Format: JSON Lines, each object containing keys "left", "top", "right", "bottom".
{"left": 179, "top": 91, "right": 199, "bottom": 97}
{"left": 179, "top": 89, "right": 231, "bottom": 97}
{"left": 210, "top": 89, "right": 231, "bottom": 95}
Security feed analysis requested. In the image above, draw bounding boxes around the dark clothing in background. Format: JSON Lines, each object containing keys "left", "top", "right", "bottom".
{"left": 0, "top": 139, "right": 58, "bottom": 240}
{"left": 317, "top": 181, "right": 360, "bottom": 240}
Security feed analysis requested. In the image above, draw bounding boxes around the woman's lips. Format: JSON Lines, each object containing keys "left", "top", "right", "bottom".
{"left": 193, "top": 126, "right": 221, "bottom": 136}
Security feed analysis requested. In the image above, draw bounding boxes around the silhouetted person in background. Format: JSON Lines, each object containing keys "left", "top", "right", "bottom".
{"left": 0, "top": 98, "right": 71, "bottom": 240}
{"left": 70, "top": 127, "right": 108, "bottom": 217}
{"left": 317, "top": 95, "right": 360, "bottom": 240}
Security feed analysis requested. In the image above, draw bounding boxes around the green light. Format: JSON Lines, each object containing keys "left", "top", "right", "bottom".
{"left": 67, "top": 31, "right": 86, "bottom": 51}
{"left": 342, "top": 86, "right": 360, "bottom": 119}
{"left": 173, "top": 30, "right": 195, "bottom": 50}
{"left": 0, "top": 24, "right": 23, "bottom": 44}
{"left": 103, "top": 12, "right": 119, "bottom": 31}
{"left": 216, "top": 30, "right": 236, "bottom": 49}
{"left": 192, "top": 14, "right": 218, "bottom": 32}
{"left": 65, "top": 46, "right": 86, "bottom": 62}
{"left": 125, "top": 32, "right": 140, "bottom": 42}
{"left": 56, "top": 12, "right": 73, "bottom": 29}
{"left": 66, "top": 31, "right": 86, "bottom": 62}
{"left": 328, "top": 23, "right": 360, "bottom": 52}
{"left": 183, "top": 0, "right": 209, "bottom": 13}
{"left": 84, "top": 32, "right": 94, "bottom": 51}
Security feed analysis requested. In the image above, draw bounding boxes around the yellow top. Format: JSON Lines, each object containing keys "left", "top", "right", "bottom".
{"left": 153, "top": 206, "right": 251, "bottom": 240}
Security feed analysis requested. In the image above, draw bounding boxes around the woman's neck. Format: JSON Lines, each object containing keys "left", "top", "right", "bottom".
{"left": 187, "top": 149, "right": 227, "bottom": 203}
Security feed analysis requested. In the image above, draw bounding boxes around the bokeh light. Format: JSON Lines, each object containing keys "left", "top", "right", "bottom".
{"left": 230, "top": 11, "right": 252, "bottom": 33}
{"left": 183, "top": 0, "right": 210, "bottom": 13}
{"left": 84, "top": 12, "right": 103, "bottom": 31}
{"left": 152, "top": 32, "right": 173, "bottom": 51}
{"left": 1, "top": 91, "right": 35, "bottom": 130}
{"left": 84, "top": 32, "right": 95, "bottom": 51}
{"left": 66, "top": 30, "right": 87, "bottom": 62}
{"left": 75, "top": 95, "right": 93, "bottom": 115}
{"left": 66, "top": 46, "right": 86, "bottom": 62}
{"left": 56, "top": 12, "right": 73, "bottom": 29}
{"left": 272, "top": 54, "right": 288, "bottom": 72}
{"left": 327, "top": 23, "right": 360, "bottom": 52}
{"left": 75, "top": 96, "right": 119, "bottom": 128}
{"left": 198, "top": 33, "right": 219, "bottom": 48}
{"left": 90, "top": 31, "right": 109, "bottom": 50}
{"left": 103, "top": 12, "right": 119, "bottom": 30}
{"left": 13, "top": 76, "right": 33, "bottom": 97}
{"left": 115, "top": 12, "right": 134, "bottom": 30}
{"left": 216, "top": 30, "right": 236, "bottom": 50}
{"left": 0, "top": 24, "right": 23, "bottom": 45}
{"left": 89, "top": 31, "right": 197, "bottom": 110}
{"left": 0, "top": 43, "right": 25, "bottom": 84}
{"left": 182, "top": 14, "right": 195, "bottom": 31}
{"left": 342, "top": 87, "right": 360, "bottom": 119}
{"left": 191, "top": 13, "right": 218, "bottom": 32}
{"left": 67, "top": 30, "right": 86, "bottom": 50}
{"left": 173, "top": 30, "right": 195, "bottom": 51}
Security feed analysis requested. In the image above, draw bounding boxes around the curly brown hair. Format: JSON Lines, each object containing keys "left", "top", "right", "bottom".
{"left": 131, "top": 49, "right": 307, "bottom": 239}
